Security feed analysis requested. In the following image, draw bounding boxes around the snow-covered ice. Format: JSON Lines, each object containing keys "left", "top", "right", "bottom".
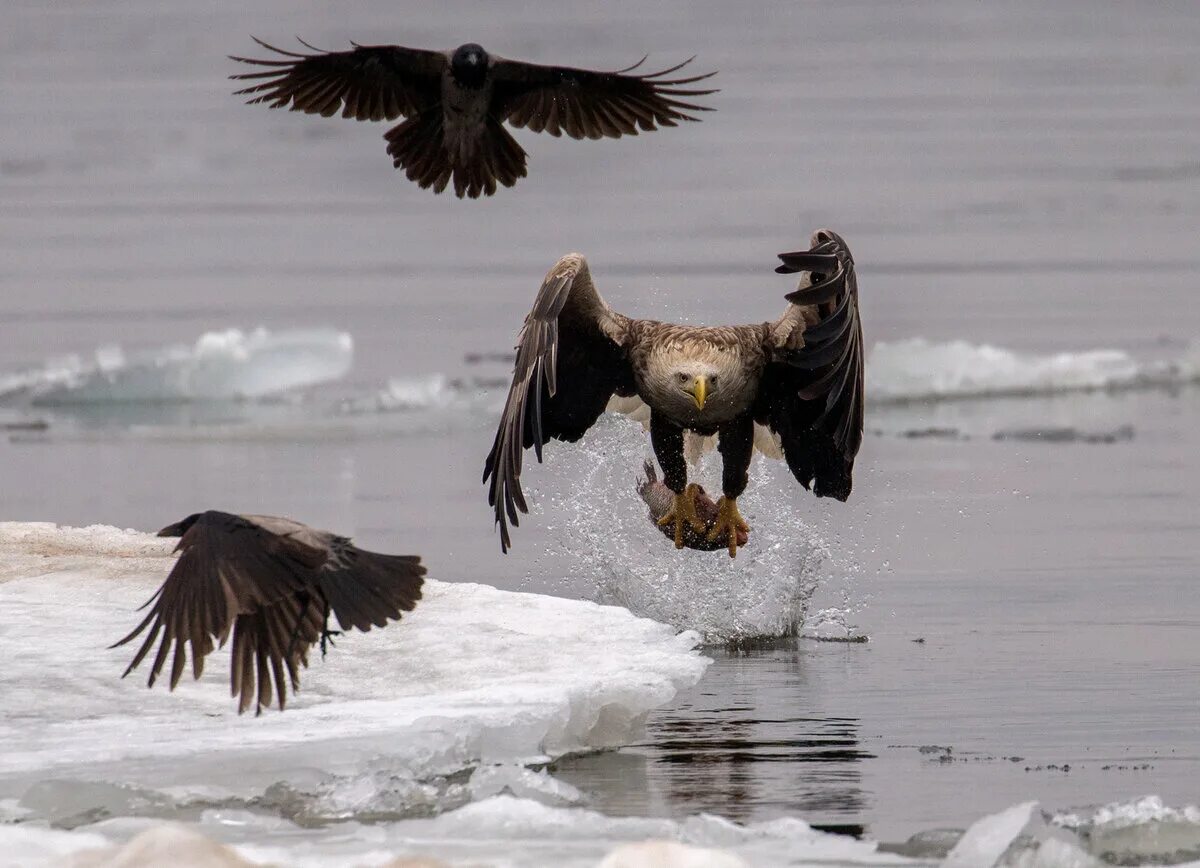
{"left": 0, "top": 522, "right": 915, "bottom": 867}
{"left": 0, "top": 796, "right": 916, "bottom": 868}
{"left": 0, "top": 522, "right": 706, "bottom": 808}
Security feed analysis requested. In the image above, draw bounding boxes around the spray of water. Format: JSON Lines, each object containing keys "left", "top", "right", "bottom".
{"left": 529, "top": 416, "right": 839, "bottom": 645}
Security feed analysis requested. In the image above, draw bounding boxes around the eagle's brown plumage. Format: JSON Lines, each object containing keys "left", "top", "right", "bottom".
{"left": 112, "top": 511, "right": 425, "bottom": 715}
{"left": 483, "top": 229, "right": 864, "bottom": 554}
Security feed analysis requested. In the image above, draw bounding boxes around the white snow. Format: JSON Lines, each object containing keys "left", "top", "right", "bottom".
{"left": 0, "top": 522, "right": 707, "bottom": 802}
{"left": 0, "top": 328, "right": 352, "bottom": 404}
{"left": 865, "top": 337, "right": 1200, "bottom": 403}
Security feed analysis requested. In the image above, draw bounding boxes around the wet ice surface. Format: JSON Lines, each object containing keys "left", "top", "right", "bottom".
{"left": 3, "top": 0, "right": 1200, "bottom": 863}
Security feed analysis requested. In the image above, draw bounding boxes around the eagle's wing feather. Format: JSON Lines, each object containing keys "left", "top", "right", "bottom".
{"left": 112, "top": 511, "right": 327, "bottom": 706}
{"left": 757, "top": 229, "right": 864, "bottom": 500}
{"left": 230, "top": 38, "right": 444, "bottom": 121}
{"left": 483, "top": 254, "right": 635, "bottom": 551}
{"left": 491, "top": 56, "right": 716, "bottom": 140}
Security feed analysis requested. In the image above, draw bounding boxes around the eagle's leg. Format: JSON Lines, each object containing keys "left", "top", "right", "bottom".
{"left": 651, "top": 413, "right": 706, "bottom": 548}
{"left": 710, "top": 415, "right": 755, "bottom": 558}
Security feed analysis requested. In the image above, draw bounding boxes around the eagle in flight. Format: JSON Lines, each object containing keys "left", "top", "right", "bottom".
{"left": 484, "top": 229, "right": 864, "bottom": 558}
{"left": 231, "top": 38, "right": 716, "bottom": 198}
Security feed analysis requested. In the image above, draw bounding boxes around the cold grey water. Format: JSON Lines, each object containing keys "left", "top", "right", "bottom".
{"left": 2, "top": 1, "right": 1199, "bottom": 865}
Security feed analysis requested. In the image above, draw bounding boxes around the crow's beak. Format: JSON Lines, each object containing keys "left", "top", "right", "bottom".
{"left": 157, "top": 522, "right": 184, "bottom": 537}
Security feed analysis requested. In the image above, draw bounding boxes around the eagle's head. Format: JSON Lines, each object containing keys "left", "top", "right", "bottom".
{"left": 450, "top": 43, "right": 489, "bottom": 88}
{"left": 672, "top": 365, "right": 719, "bottom": 411}
{"left": 646, "top": 339, "right": 752, "bottom": 422}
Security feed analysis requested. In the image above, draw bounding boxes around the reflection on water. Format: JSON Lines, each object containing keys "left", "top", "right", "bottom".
{"left": 554, "top": 642, "right": 872, "bottom": 835}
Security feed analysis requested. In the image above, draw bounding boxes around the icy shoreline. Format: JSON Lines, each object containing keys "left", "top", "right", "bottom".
{"left": 0, "top": 522, "right": 707, "bottom": 799}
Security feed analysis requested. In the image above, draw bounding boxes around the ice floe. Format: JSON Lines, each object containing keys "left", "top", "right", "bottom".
{"left": 866, "top": 337, "right": 1200, "bottom": 404}
{"left": 0, "top": 328, "right": 352, "bottom": 405}
{"left": 0, "top": 523, "right": 707, "bottom": 819}
{"left": 1052, "top": 795, "right": 1200, "bottom": 865}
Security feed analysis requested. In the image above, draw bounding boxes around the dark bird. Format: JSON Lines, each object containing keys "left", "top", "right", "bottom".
{"left": 484, "top": 229, "right": 863, "bottom": 558}
{"left": 112, "top": 511, "right": 425, "bottom": 715}
{"left": 230, "top": 38, "right": 717, "bottom": 198}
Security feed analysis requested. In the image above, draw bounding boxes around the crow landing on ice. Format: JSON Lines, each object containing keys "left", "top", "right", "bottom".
{"left": 113, "top": 511, "right": 424, "bottom": 715}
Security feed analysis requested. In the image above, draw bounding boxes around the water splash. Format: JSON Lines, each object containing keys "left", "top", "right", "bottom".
{"left": 530, "top": 416, "right": 829, "bottom": 645}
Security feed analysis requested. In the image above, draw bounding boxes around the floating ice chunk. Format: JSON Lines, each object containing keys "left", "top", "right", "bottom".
{"left": 866, "top": 337, "right": 1200, "bottom": 403}
{"left": 370, "top": 374, "right": 456, "bottom": 411}
{"left": 944, "top": 801, "right": 1039, "bottom": 867}
{"left": 0, "top": 523, "right": 707, "bottom": 813}
{"left": 338, "top": 374, "right": 508, "bottom": 420}
{"left": 1051, "top": 795, "right": 1200, "bottom": 865}
{"left": 0, "top": 328, "right": 352, "bottom": 405}
{"left": 468, "top": 765, "right": 584, "bottom": 807}
{"left": 340, "top": 374, "right": 463, "bottom": 415}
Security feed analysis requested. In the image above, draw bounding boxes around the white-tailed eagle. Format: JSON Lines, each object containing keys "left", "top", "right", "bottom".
{"left": 484, "top": 229, "right": 863, "bottom": 557}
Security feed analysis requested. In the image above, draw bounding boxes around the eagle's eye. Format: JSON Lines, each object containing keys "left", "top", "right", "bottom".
{"left": 676, "top": 372, "right": 689, "bottom": 383}
{"left": 710, "top": 375, "right": 719, "bottom": 386}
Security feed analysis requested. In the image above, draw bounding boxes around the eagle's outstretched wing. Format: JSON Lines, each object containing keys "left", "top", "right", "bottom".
{"left": 756, "top": 229, "right": 864, "bottom": 500}
{"left": 491, "top": 56, "right": 717, "bottom": 140}
{"left": 483, "top": 254, "right": 636, "bottom": 551}
{"left": 229, "top": 38, "right": 445, "bottom": 121}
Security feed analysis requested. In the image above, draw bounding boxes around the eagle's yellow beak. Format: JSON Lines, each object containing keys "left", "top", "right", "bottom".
{"left": 687, "top": 375, "right": 707, "bottom": 410}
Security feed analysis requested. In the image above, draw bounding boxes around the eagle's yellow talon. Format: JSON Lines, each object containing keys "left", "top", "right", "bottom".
{"left": 656, "top": 484, "right": 706, "bottom": 548}
{"left": 708, "top": 496, "right": 751, "bottom": 558}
